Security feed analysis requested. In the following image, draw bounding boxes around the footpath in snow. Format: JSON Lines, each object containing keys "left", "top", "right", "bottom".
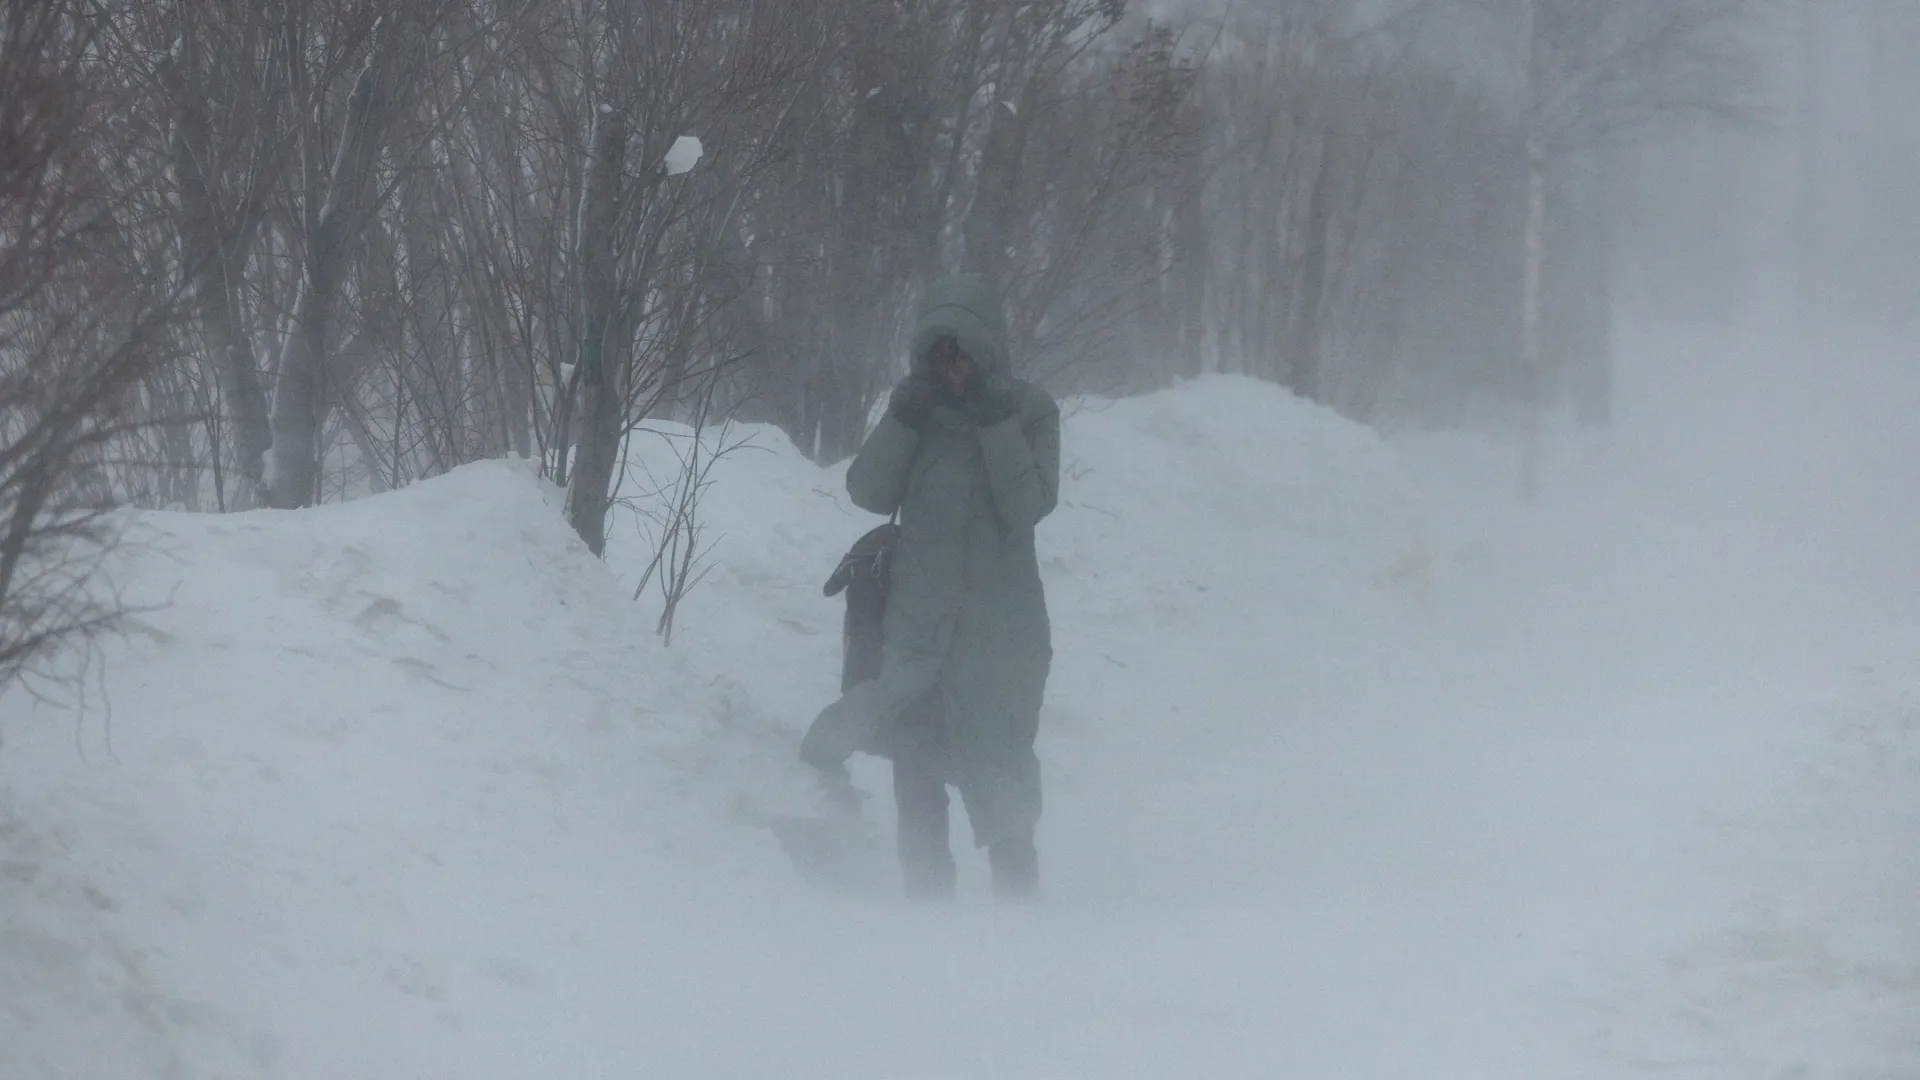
{"left": 1, "top": 368, "right": 1916, "bottom": 1079}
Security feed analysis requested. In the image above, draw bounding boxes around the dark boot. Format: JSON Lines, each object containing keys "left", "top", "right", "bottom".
{"left": 988, "top": 834, "right": 1039, "bottom": 902}
{"left": 812, "top": 761, "right": 864, "bottom": 815}
{"left": 892, "top": 696, "right": 956, "bottom": 901}
{"left": 894, "top": 759, "right": 955, "bottom": 900}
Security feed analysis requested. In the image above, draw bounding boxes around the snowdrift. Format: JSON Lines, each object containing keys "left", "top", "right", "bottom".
{"left": 0, "top": 460, "right": 809, "bottom": 1077}
{"left": 1, "top": 373, "right": 1913, "bottom": 1079}
{"left": 0, "top": 376, "right": 1426, "bottom": 1076}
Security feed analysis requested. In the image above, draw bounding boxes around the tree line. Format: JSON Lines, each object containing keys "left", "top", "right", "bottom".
{"left": 1, "top": 0, "right": 1766, "bottom": 677}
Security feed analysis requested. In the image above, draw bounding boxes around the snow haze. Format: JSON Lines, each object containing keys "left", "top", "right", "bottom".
{"left": 4, "top": 337, "right": 1918, "bottom": 1076}
{"left": 3, "top": 2, "right": 1919, "bottom": 1078}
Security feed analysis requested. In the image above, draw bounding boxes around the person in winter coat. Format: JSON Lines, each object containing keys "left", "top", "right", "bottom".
{"left": 801, "top": 273, "right": 1060, "bottom": 902}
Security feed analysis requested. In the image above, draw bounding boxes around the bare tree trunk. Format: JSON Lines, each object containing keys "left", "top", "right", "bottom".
{"left": 1519, "top": 143, "right": 1547, "bottom": 501}
{"left": 563, "top": 106, "right": 627, "bottom": 556}
{"left": 1567, "top": 152, "right": 1614, "bottom": 430}
{"left": 1792, "top": 0, "right": 1824, "bottom": 330}
{"left": 964, "top": 11, "right": 1036, "bottom": 289}
{"left": 966, "top": 103, "right": 1024, "bottom": 285}
{"left": 400, "top": 169, "right": 464, "bottom": 464}
{"left": 1291, "top": 131, "right": 1338, "bottom": 403}
{"left": 1172, "top": 179, "right": 1207, "bottom": 379}
{"left": 1517, "top": 0, "right": 1547, "bottom": 503}
{"left": 501, "top": 314, "right": 534, "bottom": 459}
{"left": 171, "top": 116, "right": 271, "bottom": 509}
{"left": 269, "top": 45, "right": 403, "bottom": 509}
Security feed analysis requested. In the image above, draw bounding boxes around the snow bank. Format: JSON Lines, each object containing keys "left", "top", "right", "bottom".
{"left": 0, "top": 460, "right": 829, "bottom": 1077}
{"left": 2, "top": 370, "right": 1912, "bottom": 1079}
{"left": 0, "top": 376, "right": 1429, "bottom": 1076}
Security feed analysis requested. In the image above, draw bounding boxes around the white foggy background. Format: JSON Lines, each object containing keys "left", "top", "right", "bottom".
{"left": 3, "top": 1, "right": 1919, "bottom": 1078}
{"left": 1598, "top": 0, "right": 1920, "bottom": 625}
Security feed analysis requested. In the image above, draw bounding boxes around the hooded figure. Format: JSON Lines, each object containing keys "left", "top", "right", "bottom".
{"left": 801, "top": 273, "right": 1060, "bottom": 901}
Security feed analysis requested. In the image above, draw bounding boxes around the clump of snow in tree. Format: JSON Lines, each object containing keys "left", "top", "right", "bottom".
{"left": 664, "top": 135, "right": 702, "bottom": 176}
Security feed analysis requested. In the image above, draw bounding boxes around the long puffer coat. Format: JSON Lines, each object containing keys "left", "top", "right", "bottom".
{"left": 801, "top": 273, "right": 1060, "bottom": 848}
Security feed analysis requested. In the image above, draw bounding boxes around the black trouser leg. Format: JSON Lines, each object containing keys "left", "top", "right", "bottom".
{"left": 892, "top": 702, "right": 955, "bottom": 900}
{"left": 988, "top": 833, "right": 1039, "bottom": 902}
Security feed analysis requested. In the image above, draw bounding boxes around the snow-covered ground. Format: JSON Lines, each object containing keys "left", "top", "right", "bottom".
{"left": 2, "top": 331, "right": 1917, "bottom": 1079}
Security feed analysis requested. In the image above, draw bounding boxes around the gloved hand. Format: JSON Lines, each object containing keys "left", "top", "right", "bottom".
{"left": 965, "top": 376, "right": 1019, "bottom": 428}
{"left": 886, "top": 374, "right": 938, "bottom": 431}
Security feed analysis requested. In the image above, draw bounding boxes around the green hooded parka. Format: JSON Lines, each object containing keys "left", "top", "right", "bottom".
{"left": 801, "top": 274, "right": 1060, "bottom": 848}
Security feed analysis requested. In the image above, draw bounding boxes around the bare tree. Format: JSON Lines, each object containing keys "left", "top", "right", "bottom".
{"left": 1502, "top": 0, "right": 1766, "bottom": 496}
{"left": 1163, "top": 0, "right": 1769, "bottom": 441}
{"left": 1190, "top": 2, "right": 1437, "bottom": 411}
{"left": 152, "top": 0, "right": 290, "bottom": 509}
{"left": 988, "top": 16, "right": 1206, "bottom": 393}
{"left": 622, "top": 395, "right": 753, "bottom": 645}
{"left": 268, "top": 4, "right": 440, "bottom": 509}
{"left": 1, "top": 0, "right": 1775, "bottom": 590}
{"left": 722, "top": 0, "right": 1200, "bottom": 460}
{"left": 563, "top": 101, "right": 628, "bottom": 552}
{"left": 553, "top": 0, "right": 827, "bottom": 553}
{"left": 0, "top": 0, "right": 186, "bottom": 690}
